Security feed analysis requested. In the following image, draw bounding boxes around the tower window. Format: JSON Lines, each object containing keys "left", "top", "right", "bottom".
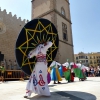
{"left": 62, "top": 23, "right": 68, "bottom": 41}
{"left": 63, "top": 33, "right": 67, "bottom": 40}
{"left": 61, "top": 7, "right": 65, "bottom": 16}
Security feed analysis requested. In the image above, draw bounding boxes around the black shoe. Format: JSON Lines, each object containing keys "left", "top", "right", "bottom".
{"left": 58, "top": 82, "right": 61, "bottom": 84}
{"left": 71, "top": 80, "right": 74, "bottom": 82}
{"left": 81, "top": 79, "right": 84, "bottom": 81}
{"left": 68, "top": 80, "right": 71, "bottom": 82}
{"left": 54, "top": 82, "right": 57, "bottom": 84}
{"left": 24, "top": 96, "right": 28, "bottom": 98}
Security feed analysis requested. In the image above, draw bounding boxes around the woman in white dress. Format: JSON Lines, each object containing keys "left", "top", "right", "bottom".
{"left": 24, "top": 41, "right": 52, "bottom": 98}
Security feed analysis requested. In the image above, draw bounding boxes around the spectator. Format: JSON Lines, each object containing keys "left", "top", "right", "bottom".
{"left": 97, "top": 66, "right": 100, "bottom": 76}
{"left": 13, "top": 60, "right": 17, "bottom": 70}
{"left": 8, "top": 60, "right": 13, "bottom": 70}
{"left": 88, "top": 67, "right": 91, "bottom": 77}
{"left": 0, "top": 63, "right": 5, "bottom": 83}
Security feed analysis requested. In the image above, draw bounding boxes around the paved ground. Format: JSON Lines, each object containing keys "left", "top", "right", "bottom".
{"left": 0, "top": 77, "right": 100, "bottom": 100}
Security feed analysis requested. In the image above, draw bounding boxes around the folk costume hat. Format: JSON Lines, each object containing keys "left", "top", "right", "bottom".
{"left": 15, "top": 18, "right": 59, "bottom": 75}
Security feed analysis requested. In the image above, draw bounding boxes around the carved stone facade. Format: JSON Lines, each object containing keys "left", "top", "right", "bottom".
{"left": 31, "top": 0, "right": 74, "bottom": 63}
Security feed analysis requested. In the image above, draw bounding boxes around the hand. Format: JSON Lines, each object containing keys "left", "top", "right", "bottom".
{"left": 44, "top": 42, "right": 47, "bottom": 46}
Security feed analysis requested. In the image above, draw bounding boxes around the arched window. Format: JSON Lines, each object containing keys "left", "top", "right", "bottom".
{"left": 62, "top": 22, "right": 68, "bottom": 41}
{"left": 61, "top": 7, "right": 65, "bottom": 16}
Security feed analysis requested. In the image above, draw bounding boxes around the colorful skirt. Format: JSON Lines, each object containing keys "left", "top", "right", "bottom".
{"left": 74, "top": 68, "right": 85, "bottom": 79}
{"left": 59, "top": 66, "right": 63, "bottom": 77}
{"left": 51, "top": 68, "right": 62, "bottom": 81}
{"left": 47, "top": 72, "right": 51, "bottom": 84}
{"left": 62, "top": 66, "right": 74, "bottom": 82}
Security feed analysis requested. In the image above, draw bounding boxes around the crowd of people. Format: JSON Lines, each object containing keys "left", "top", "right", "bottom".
{"left": 0, "top": 56, "right": 100, "bottom": 98}
{"left": 1, "top": 59, "right": 100, "bottom": 98}
{"left": 85, "top": 66, "right": 100, "bottom": 77}
{"left": 23, "top": 39, "right": 89, "bottom": 98}
{"left": 0, "top": 59, "right": 19, "bottom": 70}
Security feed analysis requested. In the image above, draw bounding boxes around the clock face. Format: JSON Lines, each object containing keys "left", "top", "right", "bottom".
{"left": 0, "top": 22, "right": 6, "bottom": 34}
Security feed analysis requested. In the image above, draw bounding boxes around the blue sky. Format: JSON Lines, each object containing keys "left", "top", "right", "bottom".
{"left": 0, "top": 0, "right": 100, "bottom": 54}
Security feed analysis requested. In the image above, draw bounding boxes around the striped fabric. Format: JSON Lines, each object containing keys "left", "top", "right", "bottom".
{"left": 36, "top": 54, "right": 46, "bottom": 62}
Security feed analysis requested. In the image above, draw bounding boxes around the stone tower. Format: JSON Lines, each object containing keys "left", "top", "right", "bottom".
{"left": 31, "top": 0, "right": 74, "bottom": 63}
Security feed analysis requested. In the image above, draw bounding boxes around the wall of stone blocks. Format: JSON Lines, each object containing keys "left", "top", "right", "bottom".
{"left": 0, "top": 9, "right": 27, "bottom": 67}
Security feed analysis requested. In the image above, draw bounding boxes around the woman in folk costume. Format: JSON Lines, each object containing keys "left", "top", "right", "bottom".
{"left": 74, "top": 62, "right": 87, "bottom": 81}
{"left": 80, "top": 65, "right": 87, "bottom": 80}
{"left": 73, "top": 63, "right": 83, "bottom": 80}
{"left": 50, "top": 61, "right": 62, "bottom": 84}
{"left": 24, "top": 41, "right": 53, "bottom": 98}
{"left": 62, "top": 59, "right": 74, "bottom": 82}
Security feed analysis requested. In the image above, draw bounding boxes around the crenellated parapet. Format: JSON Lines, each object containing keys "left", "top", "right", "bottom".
{"left": 0, "top": 7, "right": 29, "bottom": 23}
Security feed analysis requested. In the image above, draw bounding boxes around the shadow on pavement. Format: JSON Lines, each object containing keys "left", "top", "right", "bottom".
{"left": 27, "top": 90, "right": 96, "bottom": 100}
{"left": 48, "top": 82, "right": 69, "bottom": 87}
{"left": 85, "top": 80, "right": 100, "bottom": 82}
{"left": 56, "top": 91, "right": 96, "bottom": 100}
{"left": 48, "top": 85, "right": 56, "bottom": 87}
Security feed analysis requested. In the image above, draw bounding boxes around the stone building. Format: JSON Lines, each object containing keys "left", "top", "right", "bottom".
{"left": 74, "top": 52, "right": 89, "bottom": 66}
{"left": 0, "top": 0, "right": 74, "bottom": 69}
{"left": 74, "top": 52, "right": 100, "bottom": 67}
{"left": 31, "top": 0, "right": 74, "bottom": 63}
{"left": 0, "top": 8, "right": 27, "bottom": 68}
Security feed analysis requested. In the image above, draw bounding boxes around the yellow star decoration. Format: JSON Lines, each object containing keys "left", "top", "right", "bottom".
{"left": 16, "top": 20, "right": 58, "bottom": 72}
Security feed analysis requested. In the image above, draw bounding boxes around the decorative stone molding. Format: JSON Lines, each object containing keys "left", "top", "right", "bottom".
{"left": 33, "top": 9, "right": 72, "bottom": 24}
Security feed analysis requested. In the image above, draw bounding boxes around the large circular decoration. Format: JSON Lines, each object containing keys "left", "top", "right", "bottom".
{"left": 15, "top": 18, "right": 59, "bottom": 75}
